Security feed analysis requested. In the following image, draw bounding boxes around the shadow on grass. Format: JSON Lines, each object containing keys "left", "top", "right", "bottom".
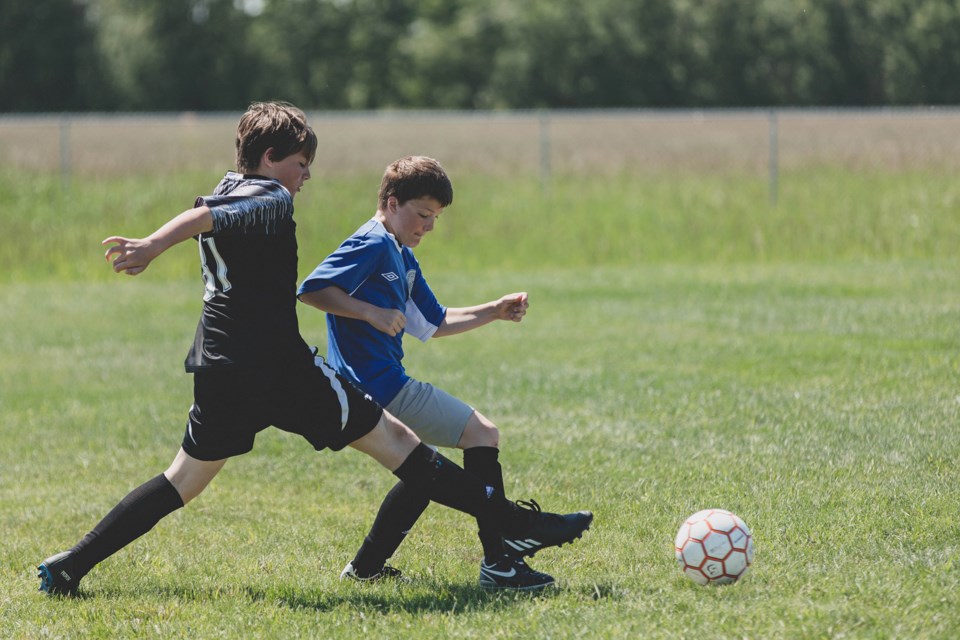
{"left": 63, "top": 559, "right": 630, "bottom": 612}
{"left": 262, "top": 581, "right": 629, "bottom": 614}
{"left": 261, "top": 582, "right": 560, "bottom": 614}
{"left": 79, "top": 579, "right": 632, "bottom": 614}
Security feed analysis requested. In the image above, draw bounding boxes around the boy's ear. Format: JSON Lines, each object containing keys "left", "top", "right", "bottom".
{"left": 260, "top": 147, "right": 276, "bottom": 167}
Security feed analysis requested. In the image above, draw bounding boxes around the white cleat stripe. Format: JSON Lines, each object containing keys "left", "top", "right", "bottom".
{"left": 505, "top": 539, "right": 542, "bottom": 551}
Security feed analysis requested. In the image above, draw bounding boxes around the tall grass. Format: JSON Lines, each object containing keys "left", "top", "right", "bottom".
{"left": 1, "top": 167, "right": 958, "bottom": 284}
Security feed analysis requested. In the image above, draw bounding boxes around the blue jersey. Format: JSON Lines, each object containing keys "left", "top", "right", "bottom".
{"left": 298, "top": 219, "right": 446, "bottom": 405}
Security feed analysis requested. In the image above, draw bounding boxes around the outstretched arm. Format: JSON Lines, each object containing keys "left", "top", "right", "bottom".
{"left": 300, "top": 285, "right": 408, "bottom": 337}
{"left": 102, "top": 206, "right": 213, "bottom": 275}
{"left": 433, "top": 292, "right": 529, "bottom": 338}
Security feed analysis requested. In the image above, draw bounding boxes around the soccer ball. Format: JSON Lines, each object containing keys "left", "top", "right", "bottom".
{"left": 674, "top": 508, "right": 755, "bottom": 585}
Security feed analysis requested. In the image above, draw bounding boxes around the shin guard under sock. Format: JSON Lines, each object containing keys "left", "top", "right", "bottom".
{"left": 352, "top": 480, "right": 429, "bottom": 576}
{"left": 69, "top": 474, "right": 185, "bottom": 578}
{"left": 392, "top": 443, "right": 503, "bottom": 523}
{"left": 463, "top": 446, "right": 507, "bottom": 561}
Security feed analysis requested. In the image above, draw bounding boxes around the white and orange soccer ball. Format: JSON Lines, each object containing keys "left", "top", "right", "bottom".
{"left": 674, "top": 508, "right": 755, "bottom": 585}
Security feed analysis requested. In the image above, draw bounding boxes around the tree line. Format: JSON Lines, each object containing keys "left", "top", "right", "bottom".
{"left": 4, "top": 0, "right": 960, "bottom": 112}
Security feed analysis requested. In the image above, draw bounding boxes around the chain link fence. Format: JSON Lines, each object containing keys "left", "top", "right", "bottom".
{"left": 3, "top": 108, "right": 960, "bottom": 202}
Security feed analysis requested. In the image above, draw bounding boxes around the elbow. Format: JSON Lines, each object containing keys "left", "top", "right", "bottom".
{"left": 298, "top": 290, "right": 321, "bottom": 308}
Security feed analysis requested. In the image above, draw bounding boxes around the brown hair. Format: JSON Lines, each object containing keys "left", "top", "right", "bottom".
{"left": 235, "top": 101, "right": 317, "bottom": 173}
{"left": 378, "top": 156, "right": 454, "bottom": 210}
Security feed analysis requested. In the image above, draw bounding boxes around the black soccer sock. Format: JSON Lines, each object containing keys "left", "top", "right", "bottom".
{"left": 69, "top": 474, "right": 185, "bottom": 578}
{"left": 463, "top": 446, "right": 507, "bottom": 561}
{"left": 392, "top": 443, "right": 506, "bottom": 524}
{"left": 351, "top": 480, "right": 429, "bottom": 577}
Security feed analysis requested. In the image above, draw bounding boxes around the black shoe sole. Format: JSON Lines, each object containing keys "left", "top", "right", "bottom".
{"left": 479, "top": 581, "right": 557, "bottom": 591}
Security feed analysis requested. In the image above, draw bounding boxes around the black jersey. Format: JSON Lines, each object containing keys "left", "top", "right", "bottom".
{"left": 184, "top": 172, "right": 312, "bottom": 373}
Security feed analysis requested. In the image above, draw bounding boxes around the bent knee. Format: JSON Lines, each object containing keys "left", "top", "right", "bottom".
{"left": 459, "top": 413, "right": 499, "bottom": 448}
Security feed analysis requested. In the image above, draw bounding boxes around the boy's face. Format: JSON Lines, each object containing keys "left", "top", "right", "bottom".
{"left": 257, "top": 149, "right": 312, "bottom": 199}
{"left": 384, "top": 196, "right": 443, "bottom": 248}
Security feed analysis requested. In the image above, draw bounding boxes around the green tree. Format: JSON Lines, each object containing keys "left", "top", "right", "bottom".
{"left": 0, "top": 0, "right": 107, "bottom": 111}
{"left": 245, "top": 0, "right": 355, "bottom": 108}
{"left": 7, "top": 0, "right": 960, "bottom": 111}
{"left": 882, "top": 0, "right": 960, "bottom": 104}
{"left": 91, "top": 0, "right": 261, "bottom": 110}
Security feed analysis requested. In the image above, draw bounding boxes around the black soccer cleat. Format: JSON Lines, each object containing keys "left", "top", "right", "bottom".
{"left": 37, "top": 551, "right": 81, "bottom": 596}
{"left": 502, "top": 499, "right": 593, "bottom": 558}
{"left": 479, "top": 556, "right": 556, "bottom": 591}
{"left": 340, "top": 561, "right": 411, "bottom": 583}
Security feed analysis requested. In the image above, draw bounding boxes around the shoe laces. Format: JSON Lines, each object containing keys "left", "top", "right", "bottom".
{"left": 514, "top": 498, "right": 567, "bottom": 526}
{"left": 485, "top": 555, "right": 527, "bottom": 571}
{"left": 379, "top": 565, "right": 404, "bottom": 579}
{"left": 514, "top": 499, "right": 542, "bottom": 513}
{"left": 505, "top": 556, "right": 550, "bottom": 579}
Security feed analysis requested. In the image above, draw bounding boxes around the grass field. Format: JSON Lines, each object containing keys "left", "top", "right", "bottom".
{"left": 1, "top": 120, "right": 959, "bottom": 638}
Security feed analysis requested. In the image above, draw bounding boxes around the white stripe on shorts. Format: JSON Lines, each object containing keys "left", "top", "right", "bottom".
{"left": 315, "top": 357, "right": 350, "bottom": 430}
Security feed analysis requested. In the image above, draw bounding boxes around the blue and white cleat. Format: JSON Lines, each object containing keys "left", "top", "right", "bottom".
{"left": 37, "top": 551, "right": 81, "bottom": 596}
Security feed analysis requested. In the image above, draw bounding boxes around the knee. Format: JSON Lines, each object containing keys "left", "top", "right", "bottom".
{"left": 483, "top": 423, "right": 500, "bottom": 448}
{"left": 459, "top": 414, "right": 499, "bottom": 449}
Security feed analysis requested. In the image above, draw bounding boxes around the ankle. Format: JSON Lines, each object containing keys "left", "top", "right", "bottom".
{"left": 350, "top": 555, "right": 386, "bottom": 578}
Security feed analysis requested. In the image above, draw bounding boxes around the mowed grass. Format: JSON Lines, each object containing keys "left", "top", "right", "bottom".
{"left": 1, "top": 165, "right": 959, "bottom": 638}
{"left": 2, "top": 261, "right": 959, "bottom": 638}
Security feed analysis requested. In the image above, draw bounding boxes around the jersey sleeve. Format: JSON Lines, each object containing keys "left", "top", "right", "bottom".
{"left": 298, "top": 234, "right": 382, "bottom": 297}
{"left": 195, "top": 182, "right": 292, "bottom": 236}
{"left": 404, "top": 265, "right": 446, "bottom": 342}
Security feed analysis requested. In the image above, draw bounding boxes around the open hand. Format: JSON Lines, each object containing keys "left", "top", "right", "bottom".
{"left": 102, "top": 236, "right": 155, "bottom": 276}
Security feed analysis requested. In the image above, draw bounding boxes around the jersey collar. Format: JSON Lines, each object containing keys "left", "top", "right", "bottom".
{"left": 372, "top": 218, "right": 403, "bottom": 252}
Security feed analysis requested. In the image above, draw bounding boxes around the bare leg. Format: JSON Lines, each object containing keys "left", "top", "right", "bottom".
{"left": 349, "top": 410, "right": 504, "bottom": 521}
{"left": 349, "top": 412, "right": 420, "bottom": 470}
{"left": 163, "top": 447, "right": 227, "bottom": 504}
{"left": 456, "top": 410, "right": 500, "bottom": 449}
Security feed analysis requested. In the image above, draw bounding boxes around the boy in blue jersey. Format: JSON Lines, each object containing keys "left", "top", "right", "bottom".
{"left": 36, "top": 105, "right": 592, "bottom": 597}
{"left": 299, "top": 156, "right": 585, "bottom": 590}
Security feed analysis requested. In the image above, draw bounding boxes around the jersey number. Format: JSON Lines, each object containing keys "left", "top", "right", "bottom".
{"left": 199, "top": 237, "right": 232, "bottom": 301}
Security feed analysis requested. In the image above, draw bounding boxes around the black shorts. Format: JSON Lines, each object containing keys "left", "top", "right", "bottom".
{"left": 181, "top": 358, "right": 383, "bottom": 461}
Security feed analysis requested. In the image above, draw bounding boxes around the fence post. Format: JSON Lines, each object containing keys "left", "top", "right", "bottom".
{"left": 59, "top": 113, "right": 71, "bottom": 190}
{"left": 539, "top": 110, "right": 551, "bottom": 198}
{"left": 768, "top": 109, "right": 778, "bottom": 206}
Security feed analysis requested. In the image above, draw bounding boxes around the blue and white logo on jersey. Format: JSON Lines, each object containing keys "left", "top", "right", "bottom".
{"left": 381, "top": 272, "right": 399, "bottom": 282}
{"left": 406, "top": 269, "right": 416, "bottom": 294}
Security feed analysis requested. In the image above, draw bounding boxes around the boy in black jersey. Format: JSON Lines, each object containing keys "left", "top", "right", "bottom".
{"left": 35, "top": 102, "right": 592, "bottom": 596}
